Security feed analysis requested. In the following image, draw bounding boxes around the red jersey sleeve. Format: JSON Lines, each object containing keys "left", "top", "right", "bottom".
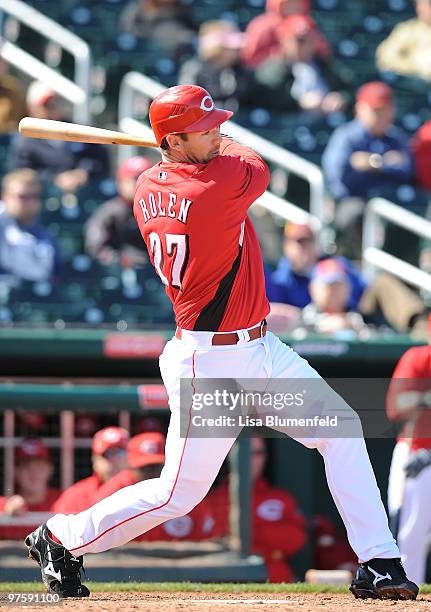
{"left": 217, "top": 138, "right": 270, "bottom": 214}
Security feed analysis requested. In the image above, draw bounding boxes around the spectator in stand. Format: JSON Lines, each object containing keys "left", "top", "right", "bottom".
{"left": 0, "top": 169, "right": 62, "bottom": 286}
{"left": 242, "top": 0, "right": 330, "bottom": 69}
{"left": 51, "top": 427, "right": 129, "bottom": 515}
{"left": 300, "top": 258, "right": 367, "bottom": 336}
{"left": 322, "top": 82, "right": 413, "bottom": 258}
{"left": 178, "top": 20, "right": 264, "bottom": 113}
{"left": 208, "top": 437, "right": 306, "bottom": 582}
{"left": 376, "top": 0, "right": 431, "bottom": 82}
{"left": 266, "top": 226, "right": 428, "bottom": 337}
{"left": 11, "top": 81, "right": 110, "bottom": 192}
{"left": 266, "top": 222, "right": 366, "bottom": 310}
{"left": 0, "top": 439, "right": 59, "bottom": 540}
{"left": 254, "top": 15, "right": 351, "bottom": 118}
{"left": 84, "top": 156, "right": 154, "bottom": 267}
{"left": 412, "top": 117, "right": 431, "bottom": 192}
{"left": 0, "top": 51, "right": 27, "bottom": 133}
{"left": 386, "top": 322, "right": 431, "bottom": 584}
{"left": 94, "top": 432, "right": 215, "bottom": 541}
{"left": 120, "top": 0, "right": 196, "bottom": 59}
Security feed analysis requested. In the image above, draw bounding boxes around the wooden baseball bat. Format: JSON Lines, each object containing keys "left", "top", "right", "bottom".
{"left": 18, "top": 117, "right": 159, "bottom": 148}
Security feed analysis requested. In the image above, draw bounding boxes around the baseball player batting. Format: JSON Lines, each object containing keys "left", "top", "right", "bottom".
{"left": 25, "top": 85, "right": 418, "bottom": 600}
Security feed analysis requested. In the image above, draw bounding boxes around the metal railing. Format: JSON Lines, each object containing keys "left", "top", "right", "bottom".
{"left": 363, "top": 197, "right": 431, "bottom": 292}
{"left": 0, "top": 0, "right": 90, "bottom": 122}
{"left": 118, "top": 72, "right": 324, "bottom": 231}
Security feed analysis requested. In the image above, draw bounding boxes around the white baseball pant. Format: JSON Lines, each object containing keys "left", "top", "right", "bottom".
{"left": 48, "top": 329, "right": 399, "bottom": 563}
{"left": 388, "top": 440, "right": 431, "bottom": 583}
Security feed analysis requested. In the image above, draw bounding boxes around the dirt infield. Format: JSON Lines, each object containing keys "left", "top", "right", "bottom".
{"left": 5, "top": 591, "right": 431, "bottom": 612}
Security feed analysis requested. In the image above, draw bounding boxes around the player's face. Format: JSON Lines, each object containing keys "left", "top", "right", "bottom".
{"left": 92, "top": 447, "right": 128, "bottom": 481}
{"left": 15, "top": 459, "right": 53, "bottom": 497}
{"left": 177, "top": 127, "right": 222, "bottom": 164}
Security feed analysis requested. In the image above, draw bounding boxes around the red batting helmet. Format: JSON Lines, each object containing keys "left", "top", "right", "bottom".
{"left": 149, "top": 85, "right": 233, "bottom": 146}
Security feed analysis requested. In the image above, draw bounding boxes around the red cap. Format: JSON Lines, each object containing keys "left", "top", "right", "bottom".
{"left": 284, "top": 222, "right": 315, "bottom": 240}
{"left": 117, "top": 156, "right": 154, "bottom": 180}
{"left": 278, "top": 14, "right": 316, "bottom": 38}
{"left": 92, "top": 426, "right": 129, "bottom": 456}
{"left": 16, "top": 438, "right": 50, "bottom": 463}
{"left": 356, "top": 81, "right": 393, "bottom": 108}
{"left": 149, "top": 85, "right": 233, "bottom": 146}
{"left": 127, "top": 432, "right": 165, "bottom": 469}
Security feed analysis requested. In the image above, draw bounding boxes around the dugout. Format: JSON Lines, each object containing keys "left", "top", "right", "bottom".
{"left": 0, "top": 328, "right": 423, "bottom": 581}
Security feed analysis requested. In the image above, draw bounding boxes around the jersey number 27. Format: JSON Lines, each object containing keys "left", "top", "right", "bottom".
{"left": 149, "top": 232, "right": 189, "bottom": 289}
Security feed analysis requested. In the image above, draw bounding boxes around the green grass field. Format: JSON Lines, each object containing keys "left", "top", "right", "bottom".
{"left": 1, "top": 583, "right": 431, "bottom": 594}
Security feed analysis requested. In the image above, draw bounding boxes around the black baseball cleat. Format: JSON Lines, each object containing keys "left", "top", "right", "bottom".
{"left": 350, "top": 557, "right": 419, "bottom": 600}
{"left": 25, "top": 524, "right": 90, "bottom": 598}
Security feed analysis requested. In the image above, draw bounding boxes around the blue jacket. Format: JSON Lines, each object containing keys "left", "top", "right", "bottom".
{"left": 322, "top": 119, "right": 414, "bottom": 201}
{"left": 265, "top": 255, "right": 367, "bottom": 310}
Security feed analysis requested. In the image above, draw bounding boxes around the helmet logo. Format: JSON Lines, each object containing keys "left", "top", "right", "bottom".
{"left": 200, "top": 95, "right": 214, "bottom": 112}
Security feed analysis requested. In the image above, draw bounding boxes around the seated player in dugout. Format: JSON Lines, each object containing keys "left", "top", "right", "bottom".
{"left": 208, "top": 437, "right": 306, "bottom": 582}
{"left": 25, "top": 84, "right": 418, "bottom": 601}
{"left": 51, "top": 427, "right": 129, "bottom": 515}
{"left": 93, "top": 432, "right": 215, "bottom": 541}
{"left": 0, "top": 439, "right": 59, "bottom": 540}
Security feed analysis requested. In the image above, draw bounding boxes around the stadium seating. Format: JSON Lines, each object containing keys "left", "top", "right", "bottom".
{"left": 1, "top": 0, "right": 429, "bottom": 329}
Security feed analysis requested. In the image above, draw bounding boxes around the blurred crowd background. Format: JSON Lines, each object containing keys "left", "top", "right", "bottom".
{"left": 0, "top": 0, "right": 430, "bottom": 335}
{"left": 1, "top": 0, "right": 431, "bottom": 583}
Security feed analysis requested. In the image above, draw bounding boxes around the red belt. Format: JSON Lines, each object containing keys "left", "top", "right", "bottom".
{"left": 175, "top": 321, "right": 267, "bottom": 346}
